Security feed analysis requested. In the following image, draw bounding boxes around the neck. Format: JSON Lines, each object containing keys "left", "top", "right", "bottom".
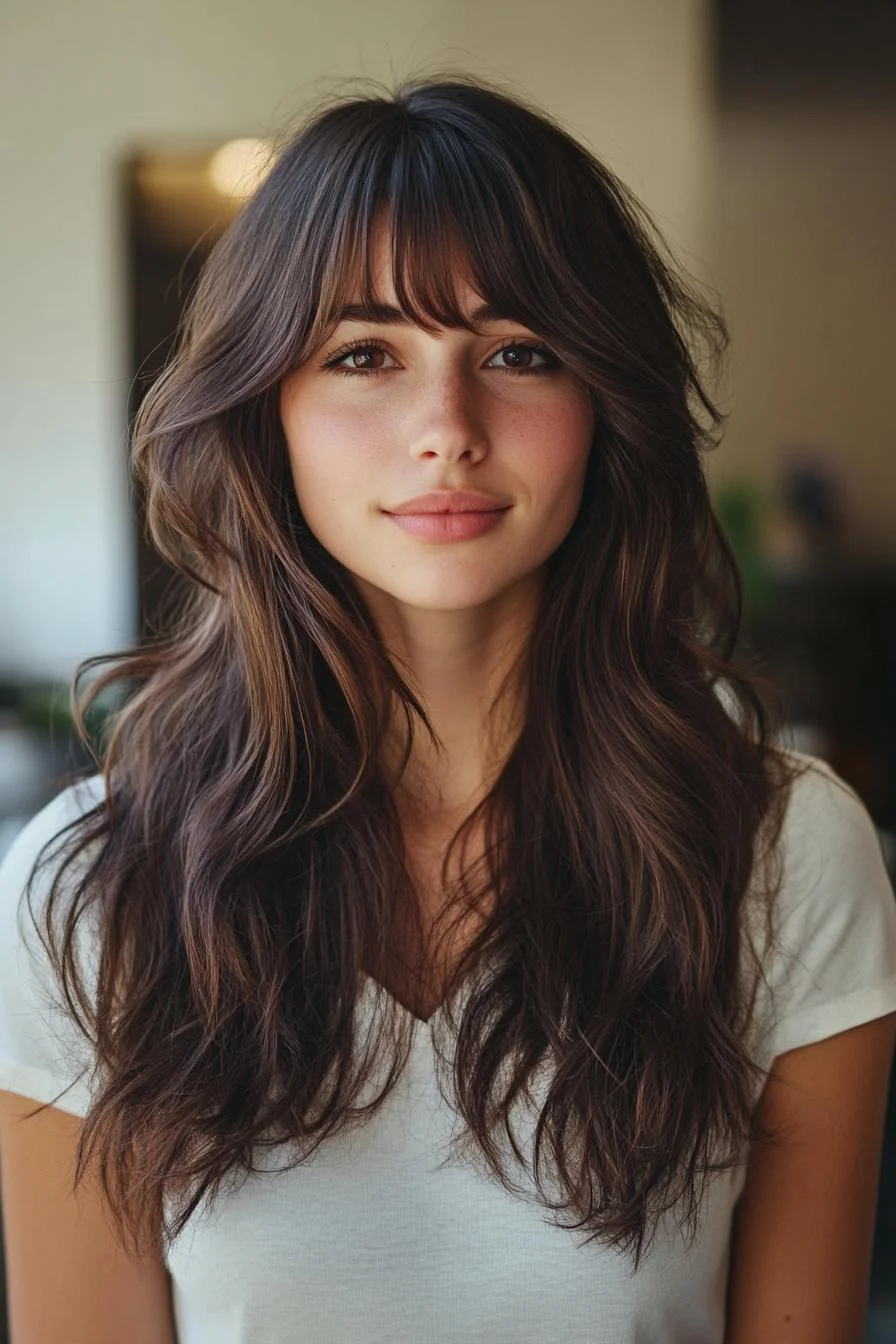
{"left": 364, "top": 575, "right": 542, "bottom": 818}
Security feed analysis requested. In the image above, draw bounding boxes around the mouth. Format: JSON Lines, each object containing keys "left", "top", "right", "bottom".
{"left": 385, "top": 490, "right": 512, "bottom": 515}
{"left": 383, "top": 506, "right": 511, "bottom": 516}
{"left": 384, "top": 507, "right": 510, "bottom": 543}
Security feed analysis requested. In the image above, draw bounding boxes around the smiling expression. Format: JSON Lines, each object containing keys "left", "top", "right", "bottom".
{"left": 278, "top": 227, "right": 596, "bottom": 617}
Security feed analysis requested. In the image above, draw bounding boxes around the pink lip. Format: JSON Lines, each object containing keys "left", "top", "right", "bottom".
{"left": 386, "top": 490, "right": 510, "bottom": 515}
{"left": 386, "top": 510, "right": 509, "bottom": 542}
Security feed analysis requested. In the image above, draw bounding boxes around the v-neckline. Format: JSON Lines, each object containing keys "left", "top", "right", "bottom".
{"left": 361, "top": 956, "right": 488, "bottom": 1030}
{"left": 361, "top": 972, "right": 449, "bottom": 1028}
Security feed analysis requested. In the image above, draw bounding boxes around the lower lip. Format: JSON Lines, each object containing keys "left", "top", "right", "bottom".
{"left": 384, "top": 509, "right": 510, "bottom": 542}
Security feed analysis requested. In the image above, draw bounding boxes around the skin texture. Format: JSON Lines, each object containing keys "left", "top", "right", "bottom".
{"left": 725, "top": 1011, "right": 896, "bottom": 1343}
{"left": 0, "top": 1089, "right": 177, "bottom": 1343}
{"left": 279, "top": 227, "right": 595, "bottom": 819}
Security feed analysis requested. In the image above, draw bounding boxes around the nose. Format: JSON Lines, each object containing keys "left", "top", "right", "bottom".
{"left": 407, "top": 364, "right": 489, "bottom": 465}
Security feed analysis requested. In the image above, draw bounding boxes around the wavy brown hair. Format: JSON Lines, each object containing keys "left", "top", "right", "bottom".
{"left": 22, "top": 74, "right": 810, "bottom": 1270}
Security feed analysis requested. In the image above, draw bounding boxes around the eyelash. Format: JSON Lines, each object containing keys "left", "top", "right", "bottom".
{"left": 320, "top": 337, "right": 560, "bottom": 378}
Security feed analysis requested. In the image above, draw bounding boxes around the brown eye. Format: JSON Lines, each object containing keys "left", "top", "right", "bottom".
{"left": 501, "top": 346, "right": 532, "bottom": 368}
{"left": 348, "top": 346, "right": 386, "bottom": 370}
{"left": 323, "top": 341, "right": 395, "bottom": 376}
{"left": 486, "top": 342, "right": 558, "bottom": 374}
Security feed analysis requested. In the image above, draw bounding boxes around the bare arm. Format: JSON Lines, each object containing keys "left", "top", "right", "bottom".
{"left": 725, "top": 1011, "right": 896, "bottom": 1343}
{"left": 0, "top": 1089, "right": 177, "bottom": 1344}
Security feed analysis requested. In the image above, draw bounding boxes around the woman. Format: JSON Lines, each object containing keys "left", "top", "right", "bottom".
{"left": 2, "top": 76, "right": 895, "bottom": 1344}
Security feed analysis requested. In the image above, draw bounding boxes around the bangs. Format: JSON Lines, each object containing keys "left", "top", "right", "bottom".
{"left": 306, "top": 119, "right": 564, "bottom": 349}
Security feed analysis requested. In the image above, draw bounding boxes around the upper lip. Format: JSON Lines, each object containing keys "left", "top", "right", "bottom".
{"left": 386, "top": 490, "right": 511, "bottom": 515}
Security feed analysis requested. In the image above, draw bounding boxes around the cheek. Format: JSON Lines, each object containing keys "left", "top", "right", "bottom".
{"left": 513, "top": 398, "right": 594, "bottom": 494}
{"left": 283, "top": 402, "right": 383, "bottom": 496}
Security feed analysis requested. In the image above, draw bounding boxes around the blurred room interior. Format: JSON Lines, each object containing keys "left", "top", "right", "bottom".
{"left": 1, "top": 0, "right": 894, "bottom": 1337}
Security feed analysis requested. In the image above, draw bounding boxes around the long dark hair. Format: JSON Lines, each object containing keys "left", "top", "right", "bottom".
{"left": 23, "top": 73, "right": 808, "bottom": 1270}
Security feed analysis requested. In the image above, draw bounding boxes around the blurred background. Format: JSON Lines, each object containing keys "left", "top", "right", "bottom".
{"left": 1, "top": 0, "right": 894, "bottom": 1337}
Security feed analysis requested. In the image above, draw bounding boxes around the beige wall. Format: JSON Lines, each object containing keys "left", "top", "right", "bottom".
{"left": 1, "top": 0, "right": 712, "bottom": 679}
{"left": 706, "top": 95, "right": 896, "bottom": 556}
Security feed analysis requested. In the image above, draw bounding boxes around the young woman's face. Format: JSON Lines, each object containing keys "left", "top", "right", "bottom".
{"left": 279, "top": 233, "right": 595, "bottom": 618}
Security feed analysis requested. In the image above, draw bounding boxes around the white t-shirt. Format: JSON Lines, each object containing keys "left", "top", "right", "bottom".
{"left": 2, "top": 748, "right": 896, "bottom": 1343}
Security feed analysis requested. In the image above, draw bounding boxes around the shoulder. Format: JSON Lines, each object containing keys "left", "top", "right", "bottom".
{"left": 748, "top": 748, "right": 896, "bottom": 1068}
{"left": 771, "top": 747, "right": 893, "bottom": 940}
{"left": 0, "top": 772, "right": 107, "bottom": 923}
{"left": 775, "top": 747, "right": 882, "bottom": 872}
{"left": 3, "top": 772, "right": 108, "bottom": 862}
{"left": 0, "top": 773, "right": 107, "bottom": 1116}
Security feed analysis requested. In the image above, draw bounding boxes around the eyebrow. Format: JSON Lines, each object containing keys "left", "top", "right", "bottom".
{"left": 329, "top": 300, "right": 512, "bottom": 327}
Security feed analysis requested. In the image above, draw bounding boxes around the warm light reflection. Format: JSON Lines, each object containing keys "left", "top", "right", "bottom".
{"left": 208, "top": 138, "right": 275, "bottom": 198}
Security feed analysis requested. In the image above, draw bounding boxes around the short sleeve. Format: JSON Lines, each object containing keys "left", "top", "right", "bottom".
{"left": 758, "top": 751, "right": 896, "bottom": 1065}
{"left": 0, "top": 774, "right": 106, "bottom": 1116}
